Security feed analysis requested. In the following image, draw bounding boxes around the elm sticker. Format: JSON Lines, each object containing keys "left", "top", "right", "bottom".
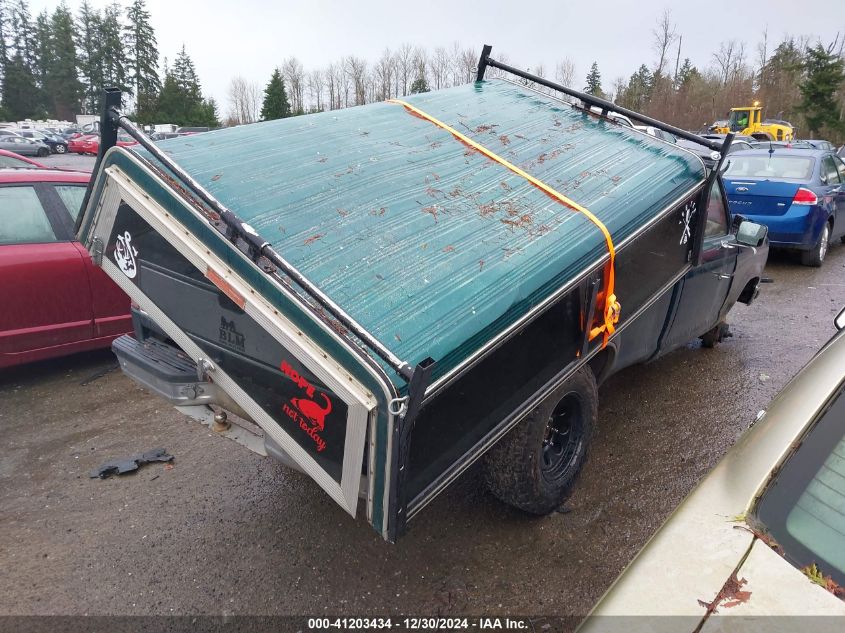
{"left": 280, "top": 360, "right": 331, "bottom": 452}
{"left": 114, "top": 230, "right": 139, "bottom": 278}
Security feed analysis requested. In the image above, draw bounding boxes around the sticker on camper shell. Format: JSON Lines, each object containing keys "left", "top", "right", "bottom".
{"left": 114, "top": 230, "right": 139, "bottom": 278}
{"left": 679, "top": 200, "right": 696, "bottom": 245}
{"left": 280, "top": 359, "right": 332, "bottom": 452}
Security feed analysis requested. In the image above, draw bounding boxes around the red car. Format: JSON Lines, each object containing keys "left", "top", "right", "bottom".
{"left": 68, "top": 133, "right": 137, "bottom": 155}
{"left": 0, "top": 148, "right": 48, "bottom": 169}
{"left": 0, "top": 169, "right": 132, "bottom": 368}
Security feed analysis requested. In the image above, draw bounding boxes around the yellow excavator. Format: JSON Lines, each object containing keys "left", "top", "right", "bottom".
{"left": 711, "top": 102, "right": 795, "bottom": 141}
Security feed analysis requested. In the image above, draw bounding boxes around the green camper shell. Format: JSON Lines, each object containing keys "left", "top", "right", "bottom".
{"left": 134, "top": 79, "right": 706, "bottom": 387}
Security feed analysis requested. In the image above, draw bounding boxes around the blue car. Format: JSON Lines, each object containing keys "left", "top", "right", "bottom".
{"left": 723, "top": 148, "right": 845, "bottom": 266}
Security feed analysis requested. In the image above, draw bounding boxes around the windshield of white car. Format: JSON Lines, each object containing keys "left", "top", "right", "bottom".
{"left": 724, "top": 155, "right": 815, "bottom": 180}
{"left": 756, "top": 383, "right": 845, "bottom": 589}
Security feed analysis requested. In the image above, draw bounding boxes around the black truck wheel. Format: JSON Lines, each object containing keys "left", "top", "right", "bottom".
{"left": 483, "top": 366, "right": 597, "bottom": 514}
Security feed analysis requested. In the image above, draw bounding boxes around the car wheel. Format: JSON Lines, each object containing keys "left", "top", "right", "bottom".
{"left": 36, "top": 147, "right": 49, "bottom": 157}
{"left": 802, "top": 222, "right": 830, "bottom": 267}
{"left": 55, "top": 144, "right": 66, "bottom": 154}
{"left": 483, "top": 366, "right": 596, "bottom": 514}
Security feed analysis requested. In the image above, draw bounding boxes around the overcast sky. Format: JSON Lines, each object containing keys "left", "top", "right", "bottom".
{"left": 30, "top": 0, "right": 845, "bottom": 111}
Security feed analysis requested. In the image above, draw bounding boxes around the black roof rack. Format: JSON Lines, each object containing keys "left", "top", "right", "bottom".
{"left": 475, "top": 44, "right": 729, "bottom": 155}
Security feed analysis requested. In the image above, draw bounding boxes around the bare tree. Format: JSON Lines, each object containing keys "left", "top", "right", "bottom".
{"left": 431, "top": 46, "right": 450, "bottom": 89}
{"left": 652, "top": 9, "right": 677, "bottom": 76}
{"left": 282, "top": 57, "right": 305, "bottom": 114}
{"left": 712, "top": 40, "right": 738, "bottom": 86}
{"left": 412, "top": 46, "right": 428, "bottom": 87}
{"left": 459, "top": 47, "right": 476, "bottom": 84}
{"left": 611, "top": 76, "right": 627, "bottom": 103}
{"left": 449, "top": 41, "right": 464, "bottom": 86}
{"left": 396, "top": 43, "right": 414, "bottom": 96}
{"left": 374, "top": 48, "right": 394, "bottom": 101}
{"left": 345, "top": 55, "right": 368, "bottom": 105}
{"left": 308, "top": 69, "right": 324, "bottom": 112}
{"left": 227, "top": 76, "right": 261, "bottom": 124}
{"left": 555, "top": 58, "right": 576, "bottom": 87}
{"left": 756, "top": 27, "right": 769, "bottom": 89}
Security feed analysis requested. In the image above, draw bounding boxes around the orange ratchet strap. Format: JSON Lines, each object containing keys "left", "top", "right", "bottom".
{"left": 388, "top": 98, "right": 621, "bottom": 347}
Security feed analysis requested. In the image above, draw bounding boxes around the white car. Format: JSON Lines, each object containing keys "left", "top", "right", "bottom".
{"left": 580, "top": 308, "right": 845, "bottom": 632}
{"left": 634, "top": 124, "right": 677, "bottom": 143}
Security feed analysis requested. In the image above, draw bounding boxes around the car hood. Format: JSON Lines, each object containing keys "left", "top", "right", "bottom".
{"left": 579, "top": 329, "right": 845, "bottom": 630}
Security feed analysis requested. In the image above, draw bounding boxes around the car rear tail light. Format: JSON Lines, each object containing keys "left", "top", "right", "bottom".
{"left": 792, "top": 188, "right": 818, "bottom": 205}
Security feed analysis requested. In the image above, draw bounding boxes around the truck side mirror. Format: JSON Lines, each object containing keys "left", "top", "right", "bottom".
{"left": 736, "top": 220, "right": 768, "bottom": 247}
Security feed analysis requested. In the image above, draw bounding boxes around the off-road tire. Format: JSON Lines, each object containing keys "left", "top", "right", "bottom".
{"left": 802, "top": 222, "right": 830, "bottom": 267}
{"left": 482, "top": 366, "right": 597, "bottom": 515}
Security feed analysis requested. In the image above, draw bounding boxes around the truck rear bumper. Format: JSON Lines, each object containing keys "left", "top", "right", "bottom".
{"left": 112, "top": 334, "right": 242, "bottom": 412}
{"left": 112, "top": 334, "right": 305, "bottom": 470}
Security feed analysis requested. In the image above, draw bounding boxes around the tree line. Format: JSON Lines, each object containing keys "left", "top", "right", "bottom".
{"left": 236, "top": 16, "right": 844, "bottom": 142}
{"left": 0, "top": 2, "right": 843, "bottom": 142}
{"left": 0, "top": 0, "right": 218, "bottom": 127}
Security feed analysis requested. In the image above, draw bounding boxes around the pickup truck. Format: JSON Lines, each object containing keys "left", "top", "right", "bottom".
{"left": 77, "top": 47, "right": 769, "bottom": 542}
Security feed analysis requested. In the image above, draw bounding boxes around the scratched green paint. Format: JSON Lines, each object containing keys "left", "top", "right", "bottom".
{"left": 135, "top": 79, "right": 705, "bottom": 385}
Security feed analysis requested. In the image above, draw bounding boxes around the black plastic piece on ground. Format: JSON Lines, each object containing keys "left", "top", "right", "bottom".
{"left": 89, "top": 448, "right": 173, "bottom": 479}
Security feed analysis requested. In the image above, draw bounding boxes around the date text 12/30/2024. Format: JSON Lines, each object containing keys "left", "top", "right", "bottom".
{"left": 307, "top": 617, "right": 530, "bottom": 630}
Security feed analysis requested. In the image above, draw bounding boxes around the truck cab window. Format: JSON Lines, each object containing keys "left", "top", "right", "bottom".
{"left": 705, "top": 181, "right": 728, "bottom": 237}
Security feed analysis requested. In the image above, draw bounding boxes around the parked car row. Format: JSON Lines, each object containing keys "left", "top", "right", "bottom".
{"left": 0, "top": 127, "right": 70, "bottom": 155}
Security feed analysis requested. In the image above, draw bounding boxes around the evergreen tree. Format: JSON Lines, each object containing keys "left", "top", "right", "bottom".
{"left": 409, "top": 76, "right": 429, "bottom": 93}
{"left": 75, "top": 0, "right": 103, "bottom": 114}
{"left": 172, "top": 45, "right": 201, "bottom": 104}
{"left": 0, "top": 1, "right": 8, "bottom": 76}
{"left": 9, "top": 0, "right": 35, "bottom": 69}
{"left": 194, "top": 96, "right": 220, "bottom": 128}
{"left": 155, "top": 66, "right": 183, "bottom": 123}
{"left": 99, "top": 3, "right": 130, "bottom": 99}
{"left": 124, "top": 0, "right": 160, "bottom": 123}
{"left": 584, "top": 62, "right": 603, "bottom": 97}
{"left": 2, "top": 0, "right": 40, "bottom": 118}
{"left": 45, "top": 3, "right": 82, "bottom": 120}
{"left": 675, "top": 58, "right": 700, "bottom": 88}
{"left": 798, "top": 43, "right": 845, "bottom": 137}
{"left": 1, "top": 52, "right": 39, "bottom": 118}
{"left": 259, "top": 68, "right": 290, "bottom": 120}
{"left": 617, "top": 64, "right": 652, "bottom": 110}
{"left": 31, "top": 9, "right": 49, "bottom": 110}
{"left": 155, "top": 47, "right": 209, "bottom": 126}
{"left": 757, "top": 38, "right": 805, "bottom": 124}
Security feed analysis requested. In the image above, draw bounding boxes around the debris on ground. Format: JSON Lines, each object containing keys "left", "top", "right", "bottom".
{"left": 89, "top": 448, "right": 173, "bottom": 479}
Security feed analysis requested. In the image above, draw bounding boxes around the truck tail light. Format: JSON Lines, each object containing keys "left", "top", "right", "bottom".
{"left": 792, "top": 188, "right": 818, "bottom": 206}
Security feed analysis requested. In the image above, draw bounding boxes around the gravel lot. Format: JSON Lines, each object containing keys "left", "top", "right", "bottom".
{"left": 39, "top": 153, "right": 96, "bottom": 172}
{"left": 1, "top": 215, "right": 844, "bottom": 623}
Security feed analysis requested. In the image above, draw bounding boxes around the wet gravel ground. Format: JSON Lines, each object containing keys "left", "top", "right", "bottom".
{"left": 38, "top": 153, "right": 95, "bottom": 171}
{"left": 1, "top": 245, "right": 844, "bottom": 622}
